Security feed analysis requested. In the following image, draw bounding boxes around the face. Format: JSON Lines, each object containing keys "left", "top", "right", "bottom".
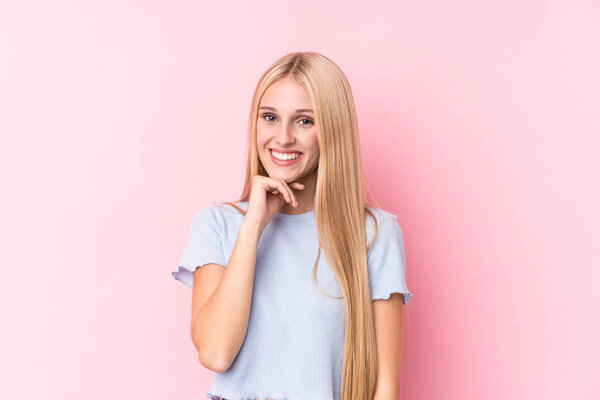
{"left": 256, "top": 76, "right": 320, "bottom": 184}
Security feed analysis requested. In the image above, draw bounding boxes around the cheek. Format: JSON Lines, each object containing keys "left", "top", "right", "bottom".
{"left": 307, "top": 133, "right": 319, "bottom": 156}
{"left": 255, "top": 128, "right": 268, "bottom": 148}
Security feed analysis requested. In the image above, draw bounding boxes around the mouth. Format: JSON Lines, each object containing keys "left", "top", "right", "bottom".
{"left": 269, "top": 148, "right": 303, "bottom": 166}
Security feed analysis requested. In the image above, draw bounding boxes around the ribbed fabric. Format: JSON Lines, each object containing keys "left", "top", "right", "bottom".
{"left": 172, "top": 201, "right": 413, "bottom": 400}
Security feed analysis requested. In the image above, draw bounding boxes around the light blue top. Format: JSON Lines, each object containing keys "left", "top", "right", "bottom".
{"left": 172, "top": 200, "right": 413, "bottom": 400}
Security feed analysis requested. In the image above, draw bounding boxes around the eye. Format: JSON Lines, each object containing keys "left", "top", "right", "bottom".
{"left": 299, "top": 118, "right": 314, "bottom": 126}
{"left": 261, "top": 113, "right": 277, "bottom": 122}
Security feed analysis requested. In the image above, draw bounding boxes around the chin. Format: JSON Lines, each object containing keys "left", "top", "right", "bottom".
{"left": 268, "top": 170, "right": 299, "bottom": 182}
{"left": 270, "top": 171, "right": 294, "bottom": 180}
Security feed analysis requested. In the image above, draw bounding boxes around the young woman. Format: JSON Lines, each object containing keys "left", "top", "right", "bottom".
{"left": 172, "top": 51, "right": 413, "bottom": 400}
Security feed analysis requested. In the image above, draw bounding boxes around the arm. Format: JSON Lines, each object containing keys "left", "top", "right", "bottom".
{"left": 372, "top": 292, "right": 405, "bottom": 400}
{"left": 190, "top": 218, "right": 263, "bottom": 372}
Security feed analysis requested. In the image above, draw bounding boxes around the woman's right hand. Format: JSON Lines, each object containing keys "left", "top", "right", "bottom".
{"left": 244, "top": 175, "right": 305, "bottom": 231}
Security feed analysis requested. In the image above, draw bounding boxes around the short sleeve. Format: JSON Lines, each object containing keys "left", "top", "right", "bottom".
{"left": 171, "top": 206, "right": 226, "bottom": 287}
{"left": 367, "top": 216, "right": 413, "bottom": 304}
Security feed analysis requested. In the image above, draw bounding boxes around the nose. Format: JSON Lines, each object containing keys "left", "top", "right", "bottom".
{"left": 275, "top": 123, "right": 295, "bottom": 146}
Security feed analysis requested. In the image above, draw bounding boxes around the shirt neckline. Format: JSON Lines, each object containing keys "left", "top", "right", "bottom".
{"left": 236, "top": 201, "right": 315, "bottom": 222}
{"left": 274, "top": 208, "right": 315, "bottom": 221}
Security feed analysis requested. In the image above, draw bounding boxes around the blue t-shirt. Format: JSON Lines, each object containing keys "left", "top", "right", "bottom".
{"left": 172, "top": 201, "right": 413, "bottom": 400}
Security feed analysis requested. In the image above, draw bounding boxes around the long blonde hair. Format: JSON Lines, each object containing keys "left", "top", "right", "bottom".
{"left": 224, "top": 51, "right": 383, "bottom": 400}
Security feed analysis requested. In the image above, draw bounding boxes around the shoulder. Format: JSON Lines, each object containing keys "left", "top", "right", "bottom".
{"left": 193, "top": 200, "right": 247, "bottom": 227}
{"left": 213, "top": 201, "right": 248, "bottom": 221}
{"left": 365, "top": 205, "right": 400, "bottom": 231}
{"left": 365, "top": 205, "right": 398, "bottom": 220}
{"left": 188, "top": 203, "right": 222, "bottom": 233}
{"left": 364, "top": 205, "right": 404, "bottom": 249}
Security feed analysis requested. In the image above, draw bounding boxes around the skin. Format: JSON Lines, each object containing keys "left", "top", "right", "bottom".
{"left": 373, "top": 293, "right": 405, "bottom": 400}
{"left": 190, "top": 75, "right": 404, "bottom": 400}
{"left": 256, "top": 75, "right": 320, "bottom": 215}
{"left": 190, "top": 76, "right": 320, "bottom": 385}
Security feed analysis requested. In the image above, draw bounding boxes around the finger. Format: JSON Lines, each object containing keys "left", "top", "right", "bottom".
{"left": 290, "top": 182, "right": 305, "bottom": 190}
{"left": 274, "top": 179, "right": 294, "bottom": 204}
{"left": 278, "top": 181, "right": 295, "bottom": 204}
{"left": 266, "top": 179, "right": 291, "bottom": 204}
{"left": 275, "top": 191, "right": 286, "bottom": 206}
{"left": 278, "top": 180, "right": 299, "bottom": 206}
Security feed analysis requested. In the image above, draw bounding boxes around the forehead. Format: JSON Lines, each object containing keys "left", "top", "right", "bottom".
{"left": 260, "top": 77, "right": 313, "bottom": 110}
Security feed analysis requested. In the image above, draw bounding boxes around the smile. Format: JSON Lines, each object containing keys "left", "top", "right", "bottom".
{"left": 269, "top": 149, "right": 303, "bottom": 166}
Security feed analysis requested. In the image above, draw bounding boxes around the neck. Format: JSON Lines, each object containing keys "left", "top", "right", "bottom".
{"left": 280, "top": 170, "right": 317, "bottom": 215}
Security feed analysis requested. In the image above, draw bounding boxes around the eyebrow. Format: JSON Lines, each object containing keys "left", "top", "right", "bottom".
{"left": 259, "top": 106, "right": 314, "bottom": 113}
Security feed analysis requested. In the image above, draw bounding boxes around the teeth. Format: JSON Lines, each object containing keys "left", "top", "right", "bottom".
{"left": 272, "top": 150, "right": 300, "bottom": 160}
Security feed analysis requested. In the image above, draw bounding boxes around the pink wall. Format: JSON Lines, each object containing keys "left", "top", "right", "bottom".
{"left": 1, "top": 1, "right": 598, "bottom": 399}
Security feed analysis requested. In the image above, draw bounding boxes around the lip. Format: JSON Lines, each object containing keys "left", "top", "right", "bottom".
{"left": 269, "top": 147, "right": 303, "bottom": 154}
{"left": 269, "top": 148, "right": 303, "bottom": 167}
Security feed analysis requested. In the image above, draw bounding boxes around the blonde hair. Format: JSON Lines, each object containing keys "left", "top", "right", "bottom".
{"left": 224, "top": 51, "right": 384, "bottom": 400}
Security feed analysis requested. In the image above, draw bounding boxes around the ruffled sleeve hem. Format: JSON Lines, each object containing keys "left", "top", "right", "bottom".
{"left": 172, "top": 262, "right": 225, "bottom": 288}
{"left": 371, "top": 289, "right": 413, "bottom": 304}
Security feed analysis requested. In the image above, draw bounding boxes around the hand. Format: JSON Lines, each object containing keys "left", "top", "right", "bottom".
{"left": 244, "top": 175, "right": 305, "bottom": 231}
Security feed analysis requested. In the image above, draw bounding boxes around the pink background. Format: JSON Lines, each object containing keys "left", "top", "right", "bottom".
{"left": 1, "top": 1, "right": 598, "bottom": 399}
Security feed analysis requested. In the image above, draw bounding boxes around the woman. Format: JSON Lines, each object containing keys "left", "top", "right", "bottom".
{"left": 172, "top": 51, "right": 413, "bottom": 400}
